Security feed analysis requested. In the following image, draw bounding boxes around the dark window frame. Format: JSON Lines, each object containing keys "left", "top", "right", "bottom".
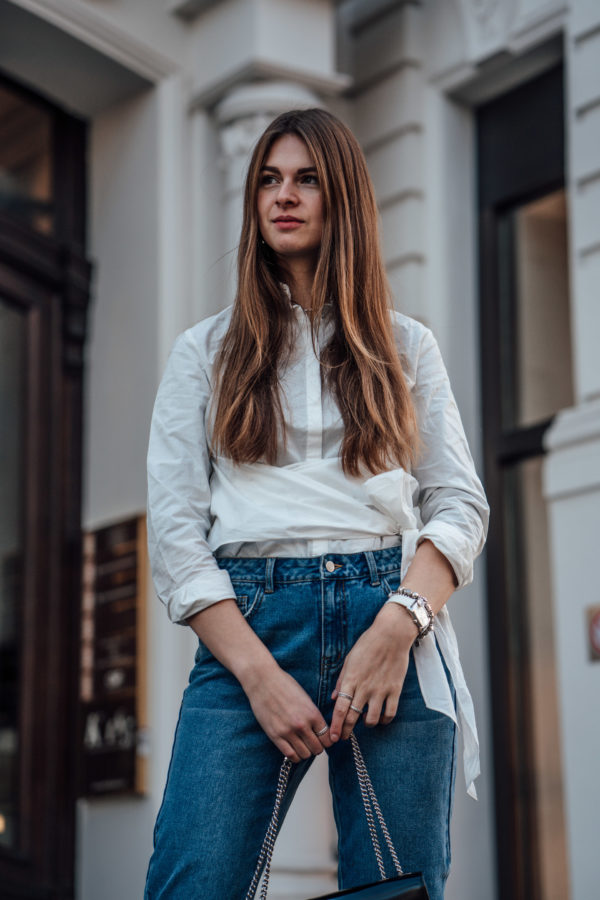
{"left": 0, "top": 71, "right": 91, "bottom": 899}
{"left": 477, "top": 61, "right": 567, "bottom": 900}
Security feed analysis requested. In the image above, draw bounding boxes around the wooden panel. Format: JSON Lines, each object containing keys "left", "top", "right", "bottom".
{"left": 79, "top": 515, "right": 148, "bottom": 797}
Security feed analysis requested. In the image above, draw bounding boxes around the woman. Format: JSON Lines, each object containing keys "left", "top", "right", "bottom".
{"left": 144, "top": 108, "right": 488, "bottom": 900}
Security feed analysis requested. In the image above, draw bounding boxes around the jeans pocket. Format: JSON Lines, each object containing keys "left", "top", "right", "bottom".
{"left": 380, "top": 569, "right": 402, "bottom": 598}
{"left": 232, "top": 584, "right": 265, "bottom": 622}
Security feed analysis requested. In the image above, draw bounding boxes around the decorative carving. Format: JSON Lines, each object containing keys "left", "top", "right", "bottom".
{"left": 215, "top": 81, "right": 322, "bottom": 169}
{"left": 457, "top": 0, "right": 505, "bottom": 50}
{"left": 219, "top": 114, "right": 275, "bottom": 165}
{"left": 469, "top": 0, "right": 501, "bottom": 25}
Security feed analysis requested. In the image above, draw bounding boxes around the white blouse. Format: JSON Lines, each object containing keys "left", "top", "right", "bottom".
{"left": 147, "top": 301, "right": 489, "bottom": 798}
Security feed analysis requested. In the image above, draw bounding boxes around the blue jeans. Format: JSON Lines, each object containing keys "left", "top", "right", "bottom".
{"left": 145, "top": 546, "right": 457, "bottom": 900}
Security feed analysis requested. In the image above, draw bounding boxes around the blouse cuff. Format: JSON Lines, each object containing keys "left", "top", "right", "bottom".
{"left": 416, "top": 520, "right": 478, "bottom": 590}
{"left": 166, "top": 568, "right": 237, "bottom": 625}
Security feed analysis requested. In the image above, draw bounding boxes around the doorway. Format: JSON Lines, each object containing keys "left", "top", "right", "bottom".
{"left": 477, "top": 62, "right": 572, "bottom": 900}
{"left": 476, "top": 65, "right": 573, "bottom": 900}
{"left": 0, "top": 73, "right": 91, "bottom": 899}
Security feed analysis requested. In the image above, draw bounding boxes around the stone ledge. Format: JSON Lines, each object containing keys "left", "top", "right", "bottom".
{"left": 544, "top": 398, "right": 600, "bottom": 452}
{"left": 543, "top": 400, "right": 600, "bottom": 501}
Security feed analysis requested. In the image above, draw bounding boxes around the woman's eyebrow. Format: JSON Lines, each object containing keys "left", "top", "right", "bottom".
{"left": 260, "top": 165, "right": 317, "bottom": 175}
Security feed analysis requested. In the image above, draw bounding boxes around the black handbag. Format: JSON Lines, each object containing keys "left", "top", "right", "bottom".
{"left": 245, "top": 733, "right": 430, "bottom": 899}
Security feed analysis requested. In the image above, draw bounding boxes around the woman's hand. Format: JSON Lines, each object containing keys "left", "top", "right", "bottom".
{"left": 329, "top": 602, "right": 418, "bottom": 741}
{"left": 242, "top": 662, "right": 333, "bottom": 763}
{"left": 329, "top": 540, "right": 457, "bottom": 741}
{"left": 186, "top": 599, "right": 331, "bottom": 764}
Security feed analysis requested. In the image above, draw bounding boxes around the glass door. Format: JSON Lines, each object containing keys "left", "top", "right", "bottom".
{"left": 478, "top": 63, "right": 571, "bottom": 900}
{"left": 0, "top": 300, "right": 26, "bottom": 851}
{"left": 497, "top": 189, "right": 571, "bottom": 900}
{"left": 0, "top": 73, "right": 91, "bottom": 899}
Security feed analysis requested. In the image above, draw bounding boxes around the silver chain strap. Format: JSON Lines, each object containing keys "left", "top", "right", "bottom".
{"left": 245, "top": 756, "right": 293, "bottom": 900}
{"left": 350, "top": 734, "right": 403, "bottom": 880}
{"left": 245, "top": 734, "right": 403, "bottom": 900}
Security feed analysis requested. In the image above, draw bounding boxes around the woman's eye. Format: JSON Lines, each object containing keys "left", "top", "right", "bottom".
{"left": 259, "top": 174, "right": 278, "bottom": 186}
{"left": 301, "top": 174, "right": 319, "bottom": 185}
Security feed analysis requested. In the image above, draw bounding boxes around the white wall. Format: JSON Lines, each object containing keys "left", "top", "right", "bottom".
{"left": 78, "top": 85, "right": 161, "bottom": 900}
{"left": 544, "top": 406, "right": 600, "bottom": 900}
{"left": 542, "top": 2, "right": 600, "bottom": 897}
{"left": 80, "top": 75, "right": 202, "bottom": 898}
{"left": 84, "top": 89, "right": 158, "bottom": 528}
{"left": 423, "top": 87, "right": 496, "bottom": 900}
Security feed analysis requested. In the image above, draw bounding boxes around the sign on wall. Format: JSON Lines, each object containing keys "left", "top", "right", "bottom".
{"left": 587, "top": 605, "right": 600, "bottom": 663}
{"left": 79, "top": 515, "right": 148, "bottom": 796}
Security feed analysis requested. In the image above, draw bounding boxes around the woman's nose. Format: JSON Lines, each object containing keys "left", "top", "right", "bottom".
{"left": 276, "top": 178, "right": 297, "bottom": 205}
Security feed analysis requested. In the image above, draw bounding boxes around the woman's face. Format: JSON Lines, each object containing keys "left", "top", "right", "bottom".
{"left": 257, "top": 133, "right": 324, "bottom": 268}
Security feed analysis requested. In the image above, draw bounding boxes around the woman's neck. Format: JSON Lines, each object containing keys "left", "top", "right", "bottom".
{"left": 279, "top": 258, "right": 316, "bottom": 311}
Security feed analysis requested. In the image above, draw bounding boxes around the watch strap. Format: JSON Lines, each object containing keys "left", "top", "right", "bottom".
{"left": 385, "top": 588, "right": 434, "bottom": 645}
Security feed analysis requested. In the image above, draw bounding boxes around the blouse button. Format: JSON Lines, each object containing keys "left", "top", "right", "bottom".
{"left": 325, "top": 560, "right": 335, "bottom": 573}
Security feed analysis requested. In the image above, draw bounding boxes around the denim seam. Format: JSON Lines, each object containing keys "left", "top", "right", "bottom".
{"left": 228, "top": 568, "right": 403, "bottom": 586}
{"left": 327, "top": 753, "right": 346, "bottom": 890}
{"left": 243, "top": 585, "right": 265, "bottom": 620}
{"left": 444, "top": 720, "right": 458, "bottom": 876}
{"left": 317, "top": 573, "right": 327, "bottom": 707}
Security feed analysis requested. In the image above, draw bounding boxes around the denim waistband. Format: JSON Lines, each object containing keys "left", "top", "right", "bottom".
{"left": 216, "top": 544, "right": 403, "bottom": 591}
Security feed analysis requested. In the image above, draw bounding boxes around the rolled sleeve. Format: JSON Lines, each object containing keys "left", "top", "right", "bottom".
{"left": 411, "top": 328, "right": 489, "bottom": 589}
{"left": 147, "top": 330, "right": 235, "bottom": 624}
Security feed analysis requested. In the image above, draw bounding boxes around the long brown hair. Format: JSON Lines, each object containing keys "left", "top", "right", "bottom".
{"left": 212, "top": 108, "right": 418, "bottom": 477}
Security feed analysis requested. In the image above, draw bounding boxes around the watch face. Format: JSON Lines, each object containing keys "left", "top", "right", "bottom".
{"left": 412, "top": 603, "right": 429, "bottom": 629}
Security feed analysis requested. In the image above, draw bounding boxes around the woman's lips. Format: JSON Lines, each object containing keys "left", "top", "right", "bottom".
{"left": 272, "top": 218, "right": 303, "bottom": 230}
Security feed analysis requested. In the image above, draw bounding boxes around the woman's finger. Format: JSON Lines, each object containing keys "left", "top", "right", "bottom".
{"left": 329, "top": 689, "right": 355, "bottom": 741}
{"left": 311, "top": 719, "right": 333, "bottom": 749}
{"left": 380, "top": 694, "right": 399, "bottom": 725}
{"left": 278, "top": 738, "right": 301, "bottom": 763}
{"left": 362, "top": 695, "right": 384, "bottom": 728}
{"left": 340, "top": 699, "right": 366, "bottom": 740}
{"left": 331, "top": 675, "right": 342, "bottom": 701}
{"left": 299, "top": 725, "right": 326, "bottom": 757}
{"left": 288, "top": 734, "right": 313, "bottom": 761}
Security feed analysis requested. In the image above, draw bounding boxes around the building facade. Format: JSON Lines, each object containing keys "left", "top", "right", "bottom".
{"left": 0, "top": 1, "right": 598, "bottom": 899}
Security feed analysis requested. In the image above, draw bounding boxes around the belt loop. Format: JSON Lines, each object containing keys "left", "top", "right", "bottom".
{"left": 264, "top": 558, "right": 275, "bottom": 594}
{"left": 364, "top": 551, "right": 380, "bottom": 587}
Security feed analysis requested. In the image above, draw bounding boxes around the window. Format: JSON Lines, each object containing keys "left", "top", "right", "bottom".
{"left": 478, "top": 63, "right": 571, "bottom": 900}
{"left": 0, "top": 73, "right": 91, "bottom": 900}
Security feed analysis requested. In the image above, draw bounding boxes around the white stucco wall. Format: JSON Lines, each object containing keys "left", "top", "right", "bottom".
{"left": 77, "top": 58, "right": 206, "bottom": 898}
{"left": 79, "top": 85, "right": 161, "bottom": 900}
{"left": 543, "top": 3, "right": 600, "bottom": 898}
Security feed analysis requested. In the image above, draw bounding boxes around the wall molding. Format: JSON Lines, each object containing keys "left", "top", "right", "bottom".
{"left": 339, "top": 0, "right": 414, "bottom": 36}
{"left": 166, "top": 0, "right": 220, "bottom": 21}
{"left": 189, "top": 59, "right": 351, "bottom": 112}
{"left": 545, "top": 399, "right": 600, "bottom": 453}
{"left": 9, "top": 0, "right": 176, "bottom": 81}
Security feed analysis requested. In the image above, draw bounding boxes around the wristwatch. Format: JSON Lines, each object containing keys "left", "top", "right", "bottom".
{"left": 385, "top": 588, "right": 434, "bottom": 645}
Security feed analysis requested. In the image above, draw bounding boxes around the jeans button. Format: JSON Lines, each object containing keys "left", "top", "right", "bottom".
{"left": 325, "top": 560, "right": 335, "bottom": 573}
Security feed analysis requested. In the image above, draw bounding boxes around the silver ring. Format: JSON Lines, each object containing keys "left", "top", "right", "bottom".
{"left": 350, "top": 704, "right": 363, "bottom": 714}
{"left": 314, "top": 725, "right": 329, "bottom": 737}
{"left": 337, "top": 691, "right": 354, "bottom": 701}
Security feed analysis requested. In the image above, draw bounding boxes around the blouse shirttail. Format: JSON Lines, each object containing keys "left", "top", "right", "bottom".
{"left": 147, "top": 302, "right": 490, "bottom": 799}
